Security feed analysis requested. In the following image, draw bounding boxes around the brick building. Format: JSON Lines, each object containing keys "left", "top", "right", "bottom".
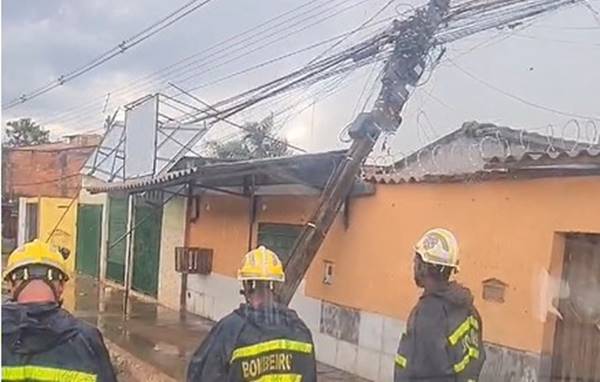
{"left": 2, "top": 134, "right": 101, "bottom": 254}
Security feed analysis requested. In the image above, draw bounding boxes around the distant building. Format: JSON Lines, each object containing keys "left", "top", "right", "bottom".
{"left": 1, "top": 134, "right": 101, "bottom": 269}
{"left": 3, "top": 134, "right": 101, "bottom": 199}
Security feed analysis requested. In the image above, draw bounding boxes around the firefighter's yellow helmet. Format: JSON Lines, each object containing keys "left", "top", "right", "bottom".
{"left": 415, "top": 228, "right": 459, "bottom": 269}
{"left": 3, "top": 240, "right": 69, "bottom": 282}
{"left": 237, "top": 246, "right": 285, "bottom": 283}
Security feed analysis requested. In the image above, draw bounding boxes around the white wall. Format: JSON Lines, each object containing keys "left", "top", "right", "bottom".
{"left": 157, "top": 197, "right": 186, "bottom": 311}
{"left": 17, "top": 197, "right": 27, "bottom": 247}
{"left": 186, "top": 272, "right": 407, "bottom": 382}
{"left": 79, "top": 186, "right": 108, "bottom": 205}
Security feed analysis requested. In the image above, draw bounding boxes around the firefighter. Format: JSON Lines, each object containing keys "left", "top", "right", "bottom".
{"left": 2, "top": 240, "right": 117, "bottom": 382}
{"left": 395, "top": 228, "right": 485, "bottom": 382}
{"left": 187, "top": 246, "right": 317, "bottom": 381}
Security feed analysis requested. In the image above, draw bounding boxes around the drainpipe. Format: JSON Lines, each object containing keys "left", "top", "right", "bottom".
{"left": 180, "top": 183, "right": 194, "bottom": 317}
{"left": 247, "top": 175, "right": 256, "bottom": 251}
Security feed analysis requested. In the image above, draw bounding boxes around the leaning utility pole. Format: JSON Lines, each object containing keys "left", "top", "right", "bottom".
{"left": 278, "top": 0, "right": 450, "bottom": 305}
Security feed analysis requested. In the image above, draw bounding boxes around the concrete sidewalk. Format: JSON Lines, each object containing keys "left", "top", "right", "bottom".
{"left": 68, "top": 275, "right": 368, "bottom": 381}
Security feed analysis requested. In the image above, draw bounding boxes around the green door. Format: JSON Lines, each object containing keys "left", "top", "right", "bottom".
{"left": 75, "top": 204, "right": 103, "bottom": 277}
{"left": 257, "top": 223, "right": 303, "bottom": 264}
{"left": 106, "top": 197, "right": 128, "bottom": 284}
{"left": 131, "top": 202, "right": 162, "bottom": 297}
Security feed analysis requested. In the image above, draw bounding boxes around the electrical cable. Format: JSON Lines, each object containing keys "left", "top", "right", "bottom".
{"left": 33, "top": 0, "right": 326, "bottom": 125}
{"left": 39, "top": 0, "right": 576, "bottom": 134}
{"left": 582, "top": 0, "right": 600, "bottom": 25}
{"left": 35, "top": 0, "right": 368, "bottom": 128}
{"left": 447, "top": 58, "right": 600, "bottom": 121}
{"left": 184, "top": 0, "right": 580, "bottom": 126}
{"left": 168, "top": 82, "right": 307, "bottom": 152}
{"left": 510, "top": 32, "right": 600, "bottom": 46}
{"left": 4, "top": 0, "right": 215, "bottom": 110}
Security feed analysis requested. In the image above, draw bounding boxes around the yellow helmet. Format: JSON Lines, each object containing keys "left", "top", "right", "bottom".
{"left": 237, "top": 246, "right": 285, "bottom": 283}
{"left": 415, "top": 228, "right": 459, "bottom": 269}
{"left": 3, "top": 240, "right": 69, "bottom": 282}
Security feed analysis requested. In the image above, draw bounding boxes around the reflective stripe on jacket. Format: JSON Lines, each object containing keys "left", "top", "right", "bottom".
{"left": 394, "top": 282, "right": 486, "bottom": 382}
{"left": 187, "top": 303, "right": 317, "bottom": 382}
{"left": 2, "top": 302, "right": 117, "bottom": 382}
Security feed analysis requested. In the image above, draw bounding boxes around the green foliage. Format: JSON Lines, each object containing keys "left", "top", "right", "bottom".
{"left": 207, "top": 115, "right": 291, "bottom": 160}
{"left": 4, "top": 118, "right": 50, "bottom": 147}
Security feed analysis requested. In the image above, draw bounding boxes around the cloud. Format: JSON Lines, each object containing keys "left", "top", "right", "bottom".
{"left": 2, "top": 0, "right": 599, "bottom": 152}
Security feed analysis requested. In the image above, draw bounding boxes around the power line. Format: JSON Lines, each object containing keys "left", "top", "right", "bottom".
{"left": 35, "top": 0, "right": 364, "bottom": 128}
{"left": 39, "top": 0, "right": 571, "bottom": 135}
{"left": 304, "top": 0, "right": 396, "bottom": 66}
{"left": 3, "top": 0, "right": 216, "bottom": 110}
{"left": 183, "top": 21, "right": 389, "bottom": 95}
{"left": 511, "top": 32, "right": 600, "bottom": 46}
{"left": 38, "top": 0, "right": 585, "bottom": 137}
{"left": 169, "top": 82, "right": 307, "bottom": 153}
{"left": 33, "top": 0, "right": 324, "bottom": 125}
{"left": 45, "top": 16, "right": 391, "bottom": 135}
{"left": 582, "top": 0, "right": 600, "bottom": 25}
{"left": 181, "top": 0, "right": 585, "bottom": 124}
{"left": 529, "top": 23, "right": 600, "bottom": 30}
{"left": 447, "top": 58, "right": 600, "bottom": 121}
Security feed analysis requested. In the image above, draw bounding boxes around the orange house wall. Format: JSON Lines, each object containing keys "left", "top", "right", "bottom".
{"left": 187, "top": 196, "right": 250, "bottom": 278}
{"left": 186, "top": 176, "right": 600, "bottom": 355}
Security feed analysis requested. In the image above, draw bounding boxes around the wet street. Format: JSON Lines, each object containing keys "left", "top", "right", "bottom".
{"left": 65, "top": 275, "right": 368, "bottom": 381}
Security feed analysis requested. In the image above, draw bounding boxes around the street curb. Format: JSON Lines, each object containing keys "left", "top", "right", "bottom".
{"left": 105, "top": 338, "right": 177, "bottom": 382}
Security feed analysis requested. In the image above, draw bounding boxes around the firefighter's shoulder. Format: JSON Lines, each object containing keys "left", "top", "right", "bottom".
{"left": 280, "top": 306, "right": 314, "bottom": 341}
{"left": 412, "top": 294, "right": 448, "bottom": 324}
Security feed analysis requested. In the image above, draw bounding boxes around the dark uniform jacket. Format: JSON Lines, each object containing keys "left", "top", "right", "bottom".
{"left": 2, "top": 302, "right": 117, "bottom": 382}
{"left": 187, "top": 303, "right": 317, "bottom": 381}
{"left": 395, "top": 282, "right": 486, "bottom": 382}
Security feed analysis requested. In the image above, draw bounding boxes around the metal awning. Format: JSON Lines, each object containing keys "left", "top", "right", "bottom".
{"left": 87, "top": 150, "right": 374, "bottom": 197}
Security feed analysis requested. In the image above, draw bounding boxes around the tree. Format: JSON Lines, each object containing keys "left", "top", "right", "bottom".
{"left": 4, "top": 118, "right": 50, "bottom": 147}
{"left": 207, "top": 115, "right": 291, "bottom": 160}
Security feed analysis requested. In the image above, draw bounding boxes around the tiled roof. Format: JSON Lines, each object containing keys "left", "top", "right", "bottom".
{"left": 365, "top": 147, "right": 600, "bottom": 184}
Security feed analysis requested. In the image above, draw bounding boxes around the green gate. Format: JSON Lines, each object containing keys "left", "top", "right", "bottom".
{"left": 131, "top": 201, "right": 162, "bottom": 297}
{"left": 75, "top": 204, "right": 103, "bottom": 277}
{"left": 106, "top": 197, "right": 128, "bottom": 284}
{"left": 257, "top": 223, "right": 303, "bottom": 264}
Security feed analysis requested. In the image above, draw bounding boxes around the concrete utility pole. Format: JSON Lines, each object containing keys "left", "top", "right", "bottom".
{"left": 278, "top": 0, "right": 450, "bottom": 305}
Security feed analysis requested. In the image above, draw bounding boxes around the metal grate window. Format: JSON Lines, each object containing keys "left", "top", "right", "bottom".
{"left": 175, "top": 247, "right": 213, "bottom": 274}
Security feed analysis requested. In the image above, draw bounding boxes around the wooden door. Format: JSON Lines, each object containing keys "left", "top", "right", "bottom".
{"left": 551, "top": 234, "right": 600, "bottom": 381}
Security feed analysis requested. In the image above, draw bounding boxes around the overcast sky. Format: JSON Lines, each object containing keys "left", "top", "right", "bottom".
{"left": 2, "top": 0, "right": 600, "bottom": 157}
